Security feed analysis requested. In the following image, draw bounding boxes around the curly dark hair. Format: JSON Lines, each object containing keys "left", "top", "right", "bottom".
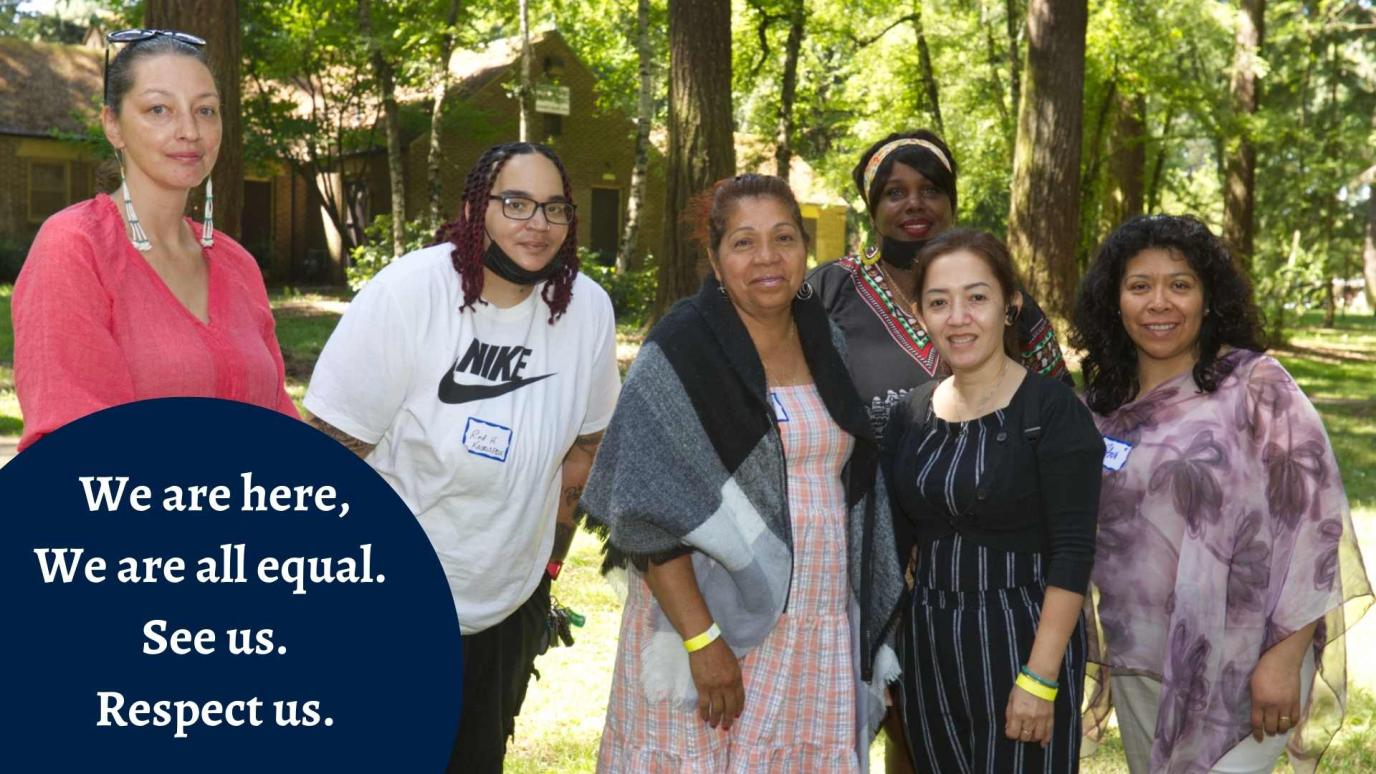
{"left": 850, "top": 129, "right": 957, "bottom": 216}
{"left": 1071, "top": 214, "right": 1265, "bottom": 415}
{"left": 433, "top": 142, "right": 579, "bottom": 323}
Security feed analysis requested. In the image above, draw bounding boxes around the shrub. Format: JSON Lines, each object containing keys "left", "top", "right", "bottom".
{"left": 578, "top": 248, "right": 656, "bottom": 328}
{"left": 0, "top": 236, "right": 33, "bottom": 284}
{"left": 346, "top": 215, "right": 435, "bottom": 291}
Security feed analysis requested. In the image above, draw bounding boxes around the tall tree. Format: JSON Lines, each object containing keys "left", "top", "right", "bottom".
{"left": 774, "top": 0, "right": 805, "bottom": 180}
{"left": 1005, "top": 0, "right": 1022, "bottom": 126}
{"left": 616, "top": 0, "right": 654, "bottom": 272}
{"left": 1222, "top": 0, "right": 1265, "bottom": 271}
{"left": 145, "top": 0, "right": 242, "bottom": 240}
{"left": 357, "top": 0, "right": 407, "bottom": 258}
{"left": 1105, "top": 92, "right": 1146, "bottom": 226}
{"left": 655, "top": 0, "right": 735, "bottom": 319}
{"left": 912, "top": 1, "right": 943, "bottom": 135}
{"left": 427, "top": 0, "right": 463, "bottom": 232}
{"left": 1364, "top": 173, "right": 1376, "bottom": 316}
{"left": 518, "top": 0, "right": 534, "bottom": 142}
{"left": 1006, "top": 0, "right": 1087, "bottom": 319}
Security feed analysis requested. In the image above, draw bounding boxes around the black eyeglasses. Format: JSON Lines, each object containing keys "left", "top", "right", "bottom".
{"left": 104, "top": 29, "right": 208, "bottom": 105}
{"left": 488, "top": 195, "right": 576, "bottom": 225}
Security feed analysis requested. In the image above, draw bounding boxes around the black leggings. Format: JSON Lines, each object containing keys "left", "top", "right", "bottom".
{"left": 447, "top": 574, "right": 551, "bottom": 774}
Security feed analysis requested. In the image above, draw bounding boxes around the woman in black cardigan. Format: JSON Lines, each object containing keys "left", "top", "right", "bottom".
{"left": 881, "top": 229, "right": 1103, "bottom": 773}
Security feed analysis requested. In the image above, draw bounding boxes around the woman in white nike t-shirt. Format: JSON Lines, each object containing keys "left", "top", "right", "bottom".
{"left": 303, "top": 141, "right": 620, "bottom": 773}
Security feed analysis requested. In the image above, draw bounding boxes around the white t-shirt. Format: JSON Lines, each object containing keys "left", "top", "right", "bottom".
{"left": 305, "top": 244, "right": 620, "bottom": 634}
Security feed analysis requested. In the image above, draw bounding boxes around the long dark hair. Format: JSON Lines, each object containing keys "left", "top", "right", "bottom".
{"left": 1071, "top": 214, "right": 1265, "bottom": 415}
{"left": 434, "top": 142, "right": 579, "bottom": 323}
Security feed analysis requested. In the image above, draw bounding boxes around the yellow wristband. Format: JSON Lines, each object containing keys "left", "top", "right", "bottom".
{"left": 683, "top": 623, "right": 721, "bottom": 653}
{"left": 1015, "top": 673, "right": 1058, "bottom": 702}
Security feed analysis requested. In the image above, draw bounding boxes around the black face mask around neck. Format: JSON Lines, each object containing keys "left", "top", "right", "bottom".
{"left": 879, "top": 236, "right": 923, "bottom": 270}
{"left": 482, "top": 238, "right": 560, "bottom": 285}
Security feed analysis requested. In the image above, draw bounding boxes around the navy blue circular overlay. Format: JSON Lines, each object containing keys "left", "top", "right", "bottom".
{"left": 1, "top": 399, "right": 461, "bottom": 772}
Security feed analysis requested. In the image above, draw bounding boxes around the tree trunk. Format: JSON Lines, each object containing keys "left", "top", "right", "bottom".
{"left": 518, "top": 0, "right": 534, "bottom": 142}
{"left": 1222, "top": 0, "right": 1265, "bottom": 272}
{"left": 1105, "top": 92, "right": 1145, "bottom": 227}
{"left": 980, "top": 0, "right": 1010, "bottom": 131}
{"left": 1006, "top": 0, "right": 1086, "bottom": 321}
{"left": 428, "top": 0, "right": 463, "bottom": 232}
{"left": 655, "top": 0, "right": 735, "bottom": 320}
{"left": 358, "top": 0, "right": 406, "bottom": 258}
{"left": 912, "top": 2, "right": 944, "bottom": 136}
{"left": 617, "top": 0, "right": 653, "bottom": 272}
{"left": 1364, "top": 176, "right": 1376, "bottom": 315}
{"left": 145, "top": 0, "right": 242, "bottom": 240}
{"left": 1005, "top": 0, "right": 1022, "bottom": 129}
{"left": 1146, "top": 105, "right": 1175, "bottom": 213}
{"left": 774, "top": 0, "right": 805, "bottom": 181}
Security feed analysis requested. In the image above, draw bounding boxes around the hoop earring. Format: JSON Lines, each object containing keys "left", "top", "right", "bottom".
{"left": 795, "top": 281, "right": 815, "bottom": 301}
{"left": 117, "top": 152, "right": 152, "bottom": 252}
{"left": 200, "top": 175, "right": 215, "bottom": 248}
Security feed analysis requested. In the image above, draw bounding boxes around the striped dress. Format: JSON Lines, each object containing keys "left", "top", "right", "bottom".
{"left": 598, "top": 383, "right": 860, "bottom": 773}
{"left": 898, "top": 409, "right": 1087, "bottom": 774}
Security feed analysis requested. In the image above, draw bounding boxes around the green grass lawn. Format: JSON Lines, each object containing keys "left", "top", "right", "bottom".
{"left": 0, "top": 285, "right": 1372, "bottom": 770}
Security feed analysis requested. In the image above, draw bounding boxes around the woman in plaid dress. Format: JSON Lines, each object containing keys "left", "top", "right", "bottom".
{"left": 583, "top": 174, "right": 906, "bottom": 772}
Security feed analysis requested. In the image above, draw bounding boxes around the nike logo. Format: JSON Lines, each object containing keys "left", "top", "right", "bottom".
{"left": 438, "top": 371, "right": 554, "bottom": 404}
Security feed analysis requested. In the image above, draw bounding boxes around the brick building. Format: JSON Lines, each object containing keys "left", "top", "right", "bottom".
{"left": 1, "top": 29, "right": 850, "bottom": 284}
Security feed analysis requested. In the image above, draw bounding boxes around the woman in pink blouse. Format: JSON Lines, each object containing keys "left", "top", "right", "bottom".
{"left": 13, "top": 29, "right": 296, "bottom": 452}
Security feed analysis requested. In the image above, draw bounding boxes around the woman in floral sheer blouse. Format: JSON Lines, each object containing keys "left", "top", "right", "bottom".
{"left": 1071, "top": 215, "right": 1371, "bottom": 774}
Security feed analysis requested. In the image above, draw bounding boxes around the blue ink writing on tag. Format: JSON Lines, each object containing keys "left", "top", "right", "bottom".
{"left": 463, "top": 417, "right": 513, "bottom": 462}
{"left": 1103, "top": 436, "right": 1133, "bottom": 472}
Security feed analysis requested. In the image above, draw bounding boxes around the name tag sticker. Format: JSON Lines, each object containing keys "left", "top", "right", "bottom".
{"left": 770, "top": 391, "right": 790, "bottom": 423}
{"left": 1102, "top": 435, "right": 1133, "bottom": 472}
{"left": 463, "top": 417, "right": 513, "bottom": 462}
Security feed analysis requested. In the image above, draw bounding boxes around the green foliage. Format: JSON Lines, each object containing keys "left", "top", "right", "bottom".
{"left": 578, "top": 248, "right": 656, "bottom": 328}
{"left": 346, "top": 215, "right": 434, "bottom": 292}
{"left": 548, "top": 0, "right": 668, "bottom": 121}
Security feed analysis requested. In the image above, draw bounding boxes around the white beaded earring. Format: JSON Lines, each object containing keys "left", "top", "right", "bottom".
{"left": 117, "top": 152, "right": 152, "bottom": 252}
{"left": 200, "top": 175, "right": 215, "bottom": 248}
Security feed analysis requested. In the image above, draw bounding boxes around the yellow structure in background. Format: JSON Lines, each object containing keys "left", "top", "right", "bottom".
{"left": 735, "top": 133, "right": 852, "bottom": 265}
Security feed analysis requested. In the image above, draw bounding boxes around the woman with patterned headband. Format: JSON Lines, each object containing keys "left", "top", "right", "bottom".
{"left": 807, "top": 130, "right": 1072, "bottom": 771}
{"left": 808, "top": 130, "right": 1071, "bottom": 436}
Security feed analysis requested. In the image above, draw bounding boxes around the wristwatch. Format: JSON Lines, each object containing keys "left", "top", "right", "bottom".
{"left": 546, "top": 560, "right": 563, "bottom": 581}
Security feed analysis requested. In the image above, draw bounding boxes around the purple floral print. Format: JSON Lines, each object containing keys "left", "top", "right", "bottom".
{"left": 1086, "top": 351, "right": 1372, "bottom": 774}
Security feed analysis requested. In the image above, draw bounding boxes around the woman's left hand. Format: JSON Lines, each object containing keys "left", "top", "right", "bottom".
{"left": 1004, "top": 683, "right": 1053, "bottom": 747}
{"left": 1249, "top": 647, "right": 1302, "bottom": 741}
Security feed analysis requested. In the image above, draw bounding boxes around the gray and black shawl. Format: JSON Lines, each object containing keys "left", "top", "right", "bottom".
{"left": 582, "top": 275, "right": 905, "bottom": 749}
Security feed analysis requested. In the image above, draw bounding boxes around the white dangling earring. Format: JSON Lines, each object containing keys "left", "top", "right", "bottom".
{"left": 118, "top": 153, "right": 152, "bottom": 252}
{"left": 200, "top": 175, "right": 215, "bottom": 248}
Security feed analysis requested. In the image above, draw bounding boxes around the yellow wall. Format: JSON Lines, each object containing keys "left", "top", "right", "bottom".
{"left": 800, "top": 202, "right": 849, "bottom": 263}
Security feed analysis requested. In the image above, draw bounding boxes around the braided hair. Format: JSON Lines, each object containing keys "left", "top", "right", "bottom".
{"left": 433, "top": 142, "right": 580, "bottom": 323}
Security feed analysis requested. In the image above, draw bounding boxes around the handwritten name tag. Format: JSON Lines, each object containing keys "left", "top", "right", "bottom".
{"left": 1102, "top": 436, "right": 1133, "bottom": 472}
{"left": 463, "top": 417, "right": 513, "bottom": 462}
{"left": 770, "top": 391, "right": 790, "bottom": 423}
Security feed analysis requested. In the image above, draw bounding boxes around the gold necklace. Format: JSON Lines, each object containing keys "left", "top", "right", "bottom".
{"left": 877, "top": 262, "right": 917, "bottom": 316}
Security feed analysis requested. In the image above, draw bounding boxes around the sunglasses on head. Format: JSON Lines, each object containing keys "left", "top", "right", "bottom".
{"left": 103, "top": 29, "right": 208, "bottom": 106}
